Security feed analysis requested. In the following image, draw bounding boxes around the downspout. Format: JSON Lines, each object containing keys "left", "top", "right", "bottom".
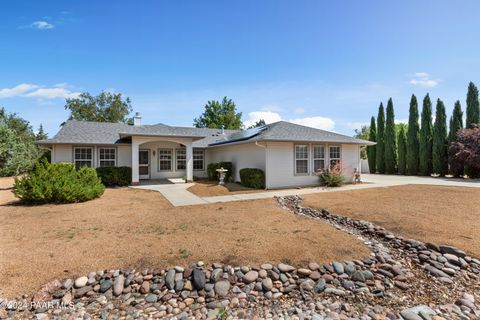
{"left": 255, "top": 141, "right": 268, "bottom": 189}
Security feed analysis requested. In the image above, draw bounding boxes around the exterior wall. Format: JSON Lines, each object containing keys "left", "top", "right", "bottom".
{"left": 264, "top": 141, "right": 361, "bottom": 189}
{"left": 208, "top": 143, "right": 266, "bottom": 182}
{"left": 117, "top": 145, "right": 132, "bottom": 167}
{"left": 52, "top": 145, "right": 73, "bottom": 163}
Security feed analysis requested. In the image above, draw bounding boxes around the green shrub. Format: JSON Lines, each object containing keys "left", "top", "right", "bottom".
{"left": 207, "top": 162, "right": 233, "bottom": 182}
{"left": 239, "top": 168, "right": 265, "bottom": 189}
{"left": 318, "top": 163, "right": 344, "bottom": 187}
{"left": 14, "top": 161, "right": 105, "bottom": 204}
{"left": 96, "top": 166, "right": 132, "bottom": 186}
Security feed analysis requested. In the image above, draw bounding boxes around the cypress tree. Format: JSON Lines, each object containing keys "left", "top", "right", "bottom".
{"left": 448, "top": 101, "right": 463, "bottom": 143}
{"left": 432, "top": 99, "right": 448, "bottom": 176}
{"left": 384, "top": 98, "right": 397, "bottom": 174}
{"left": 397, "top": 126, "right": 407, "bottom": 175}
{"left": 466, "top": 82, "right": 480, "bottom": 128}
{"left": 406, "top": 94, "right": 420, "bottom": 175}
{"left": 419, "top": 94, "right": 433, "bottom": 175}
{"left": 367, "top": 116, "right": 376, "bottom": 173}
{"left": 375, "top": 103, "right": 385, "bottom": 174}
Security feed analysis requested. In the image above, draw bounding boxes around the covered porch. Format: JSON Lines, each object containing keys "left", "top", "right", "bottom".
{"left": 129, "top": 135, "right": 199, "bottom": 185}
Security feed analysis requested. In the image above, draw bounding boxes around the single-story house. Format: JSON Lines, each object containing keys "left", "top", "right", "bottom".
{"left": 37, "top": 114, "right": 374, "bottom": 189}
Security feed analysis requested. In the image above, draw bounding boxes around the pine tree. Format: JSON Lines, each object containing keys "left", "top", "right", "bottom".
{"left": 419, "top": 94, "right": 433, "bottom": 175}
{"left": 397, "top": 126, "right": 407, "bottom": 175}
{"left": 406, "top": 94, "right": 420, "bottom": 175}
{"left": 466, "top": 82, "right": 480, "bottom": 128}
{"left": 367, "top": 116, "right": 376, "bottom": 173}
{"left": 448, "top": 101, "right": 463, "bottom": 143}
{"left": 384, "top": 98, "right": 397, "bottom": 174}
{"left": 375, "top": 103, "right": 385, "bottom": 174}
{"left": 36, "top": 124, "right": 48, "bottom": 140}
{"left": 432, "top": 99, "right": 448, "bottom": 176}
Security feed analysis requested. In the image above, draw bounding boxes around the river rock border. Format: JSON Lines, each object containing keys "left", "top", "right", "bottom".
{"left": 1, "top": 195, "right": 479, "bottom": 320}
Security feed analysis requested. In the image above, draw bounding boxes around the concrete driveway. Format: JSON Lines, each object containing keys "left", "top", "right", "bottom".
{"left": 361, "top": 174, "right": 480, "bottom": 188}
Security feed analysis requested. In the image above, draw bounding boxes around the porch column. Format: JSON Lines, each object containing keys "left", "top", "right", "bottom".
{"left": 185, "top": 141, "right": 193, "bottom": 182}
{"left": 131, "top": 137, "right": 140, "bottom": 184}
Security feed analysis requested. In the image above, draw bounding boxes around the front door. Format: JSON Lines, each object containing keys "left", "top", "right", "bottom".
{"left": 139, "top": 149, "right": 150, "bottom": 179}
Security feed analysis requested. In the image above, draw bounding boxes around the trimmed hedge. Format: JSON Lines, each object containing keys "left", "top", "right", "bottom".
{"left": 239, "top": 168, "right": 265, "bottom": 189}
{"left": 14, "top": 161, "right": 105, "bottom": 204}
{"left": 96, "top": 166, "right": 132, "bottom": 187}
{"left": 207, "top": 162, "right": 233, "bottom": 182}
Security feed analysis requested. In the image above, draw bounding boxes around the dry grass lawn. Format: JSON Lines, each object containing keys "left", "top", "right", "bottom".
{"left": 303, "top": 185, "right": 480, "bottom": 258}
{"left": 0, "top": 183, "right": 369, "bottom": 298}
{"left": 187, "top": 180, "right": 262, "bottom": 197}
{"left": 0, "top": 177, "right": 16, "bottom": 204}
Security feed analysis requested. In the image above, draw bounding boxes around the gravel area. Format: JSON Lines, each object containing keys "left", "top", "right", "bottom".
{"left": 0, "top": 187, "right": 368, "bottom": 298}
{"left": 303, "top": 184, "right": 480, "bottom": 258}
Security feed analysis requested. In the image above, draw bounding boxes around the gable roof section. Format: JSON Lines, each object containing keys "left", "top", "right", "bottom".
{"left": 209, "top": 121, "right": 374, "bottom": 146}
{"left": 36, "top": 120, "right": 239, "bottom": 147}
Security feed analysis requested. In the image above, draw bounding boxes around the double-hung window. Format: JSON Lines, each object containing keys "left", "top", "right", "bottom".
{"left": 158, "top": 149, "right": 173, "bottom": 171}
{"left": 313, "top": 145, "right": 325, "bottom": 172}
{"left": 99, "top": 148, "right": 116, "bottom": 167}
{"left": 295, "top": 145, "right": 309, "bottom": 174}
{"left": 329, "top": 146, "right": 341, "bottom": 168}
{"left": 74, "top": 147, "right": 93, "bottom": 169}
{"left": 176, "top": 148, "right": 186, "bottom": 170}
{"left": 193, "top": 149, "right": 204, "bottom": 171}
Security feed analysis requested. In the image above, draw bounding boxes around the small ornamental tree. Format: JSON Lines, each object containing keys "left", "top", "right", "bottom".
{"left": 406, "top": 94, "right": 420, "bottom": 175}
{"left": 375, "top": 103, "right": 385, "bottom": 174}
{"left": 466, "top": 82, "right": 480, "bottom": 128}
{"left": 384, "top": 98, "right": 397, "bottom": 174}
{"left": 449, "top": 127, "right": 480, "bottom": 178}
{"left": 397, "top": 126, "right": 407, "bottom": 175}
{"left": 432, "top": 99, "right": 448, "bottom": 176}
{"left": 419, "top": 94, "right": 433, "bottom": 175}
{"left": 367, "top": 116, "right": 376, "bottom": 173}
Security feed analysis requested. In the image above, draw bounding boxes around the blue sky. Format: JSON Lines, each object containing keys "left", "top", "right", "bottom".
{"left": 1, "top": 1, "right": 480, "bottom": 136}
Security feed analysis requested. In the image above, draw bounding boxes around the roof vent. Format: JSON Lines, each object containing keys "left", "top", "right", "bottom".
{"left": 133, "top": 112, "right": 142, "bottom": 126}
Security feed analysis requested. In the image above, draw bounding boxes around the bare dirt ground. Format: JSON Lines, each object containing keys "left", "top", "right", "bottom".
{"left": 187, "top": 180, "right": 262, "bottom": 197}
{"left": 0, "top": 184, "right": 368, "bottom": 298}
{"left": 303, "top": 184, "right": 480, "bottom": 258}
{"left": 0, "top": 177, "right": 16, "bottom": 204}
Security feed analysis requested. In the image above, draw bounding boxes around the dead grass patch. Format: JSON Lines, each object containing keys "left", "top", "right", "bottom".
{"left": 0, "top": 185, "right": 368, "bottom": 298}
{"left": 303, "top": 184, "right": 480, "bottom": 258}
{"left": 187, "top": 180, "right": 263, "bottom": 197}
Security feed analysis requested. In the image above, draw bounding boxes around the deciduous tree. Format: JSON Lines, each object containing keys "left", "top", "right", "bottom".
{"left": 449, "top": 128, "right": 480, "bottom": 178}
{"left": 194, "top": 97, "right": 243, "bottom": 129}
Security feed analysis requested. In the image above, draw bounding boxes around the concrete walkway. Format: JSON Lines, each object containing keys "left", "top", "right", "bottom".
{"left": 132, "top": 174, "right": 479, "bottom": 207}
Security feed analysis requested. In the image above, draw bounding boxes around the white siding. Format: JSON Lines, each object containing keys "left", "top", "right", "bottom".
{"left": 52, "top": 145, "right": 73, "bottom": 163}
{"left": 208, "top": 143, "right": 266, "bottom": 183}
{"left": 265, "top": 141, "right": 361, "bottom": 189}
{"left": 117, "top": 145, "right": 132, "bottom": 167}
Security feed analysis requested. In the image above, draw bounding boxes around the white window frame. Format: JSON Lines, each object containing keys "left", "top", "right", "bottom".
{"left": 193, "top": 148, "right": 205, "bottom": 171}
{"left": 158, "top": 148, "right": 173, "bottom": 172}
{"left": 98, "top": 147, "right": 116, "bottom": 167}
{"left": 176, "top": 148, "right": 186, "bottom": 171}
{"left": 74, "top": 147, "right": 93, "bottom": 169}
{"left": 294, "top": 144, "right": 309, "bottom": 175}
{"left": 312, "top": 145, "right": 326, "bottom": 173}
{"left": 329, "top": 145, "right": 341, "bottom": 168}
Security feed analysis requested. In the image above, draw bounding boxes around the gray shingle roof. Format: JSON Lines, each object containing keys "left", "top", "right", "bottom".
{"left": 36, "top": 120, "right": 239, "bottom": 147}
{"left": 209, "top": 121, "right": 375, "bottom": 146}
{"left": 37, "top": 120, "right": 374, "bottom": 148}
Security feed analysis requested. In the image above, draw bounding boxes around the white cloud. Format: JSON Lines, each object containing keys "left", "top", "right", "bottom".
{"left": 347, "top": 122, "right": 369, "bottom": 130}
{"left": 290, "top": 116, "right": 335, "bottom": 131}
{"left": 0, "top": 83, "right": 80, "bottom": 100}
{"left": 31, "top": 21, "right": 54, "bottom": 29}
{"left": 0, "top": 84, "right": 39, "bottom": 98}
{"left": 25, "top": 87, "right": 80, "bottom": 99}
{"left": 244, "top": 110, "right": 335, "bottom": 131}
{"left": 409, "top": 72, "right": 439, "bottom": 88}
{"left": 243, "top": 111, "right": 282, "bottom": 128}
{"left": 395, "top": 118, "right": 409, "bottom": 124}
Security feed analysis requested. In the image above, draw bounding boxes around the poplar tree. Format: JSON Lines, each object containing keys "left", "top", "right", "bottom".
{"left": 419, "top": 94, "right": 433, "bottom": 175}
{"left": 448, "top": 101, "right": 463, "bottom": 143}
{"left": 375, "top": 103, "right": 385, "bottom": 174}
{"left": 367, "top": 116, "right": 376, "bottom": 173}
{"left": 384, "top": 98, "right": 397, "bottom": 174}
{"left": 466, "top": 82, "right": 480, "bottom": 128}
{"left": 397, "top": 126, "right": 407, "bottom": 175}
{"left": 406, "top": 94, "right": 420, "bottom": 175}
{"left": 432, "top": 99, "right": 448, "bottom": 176}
